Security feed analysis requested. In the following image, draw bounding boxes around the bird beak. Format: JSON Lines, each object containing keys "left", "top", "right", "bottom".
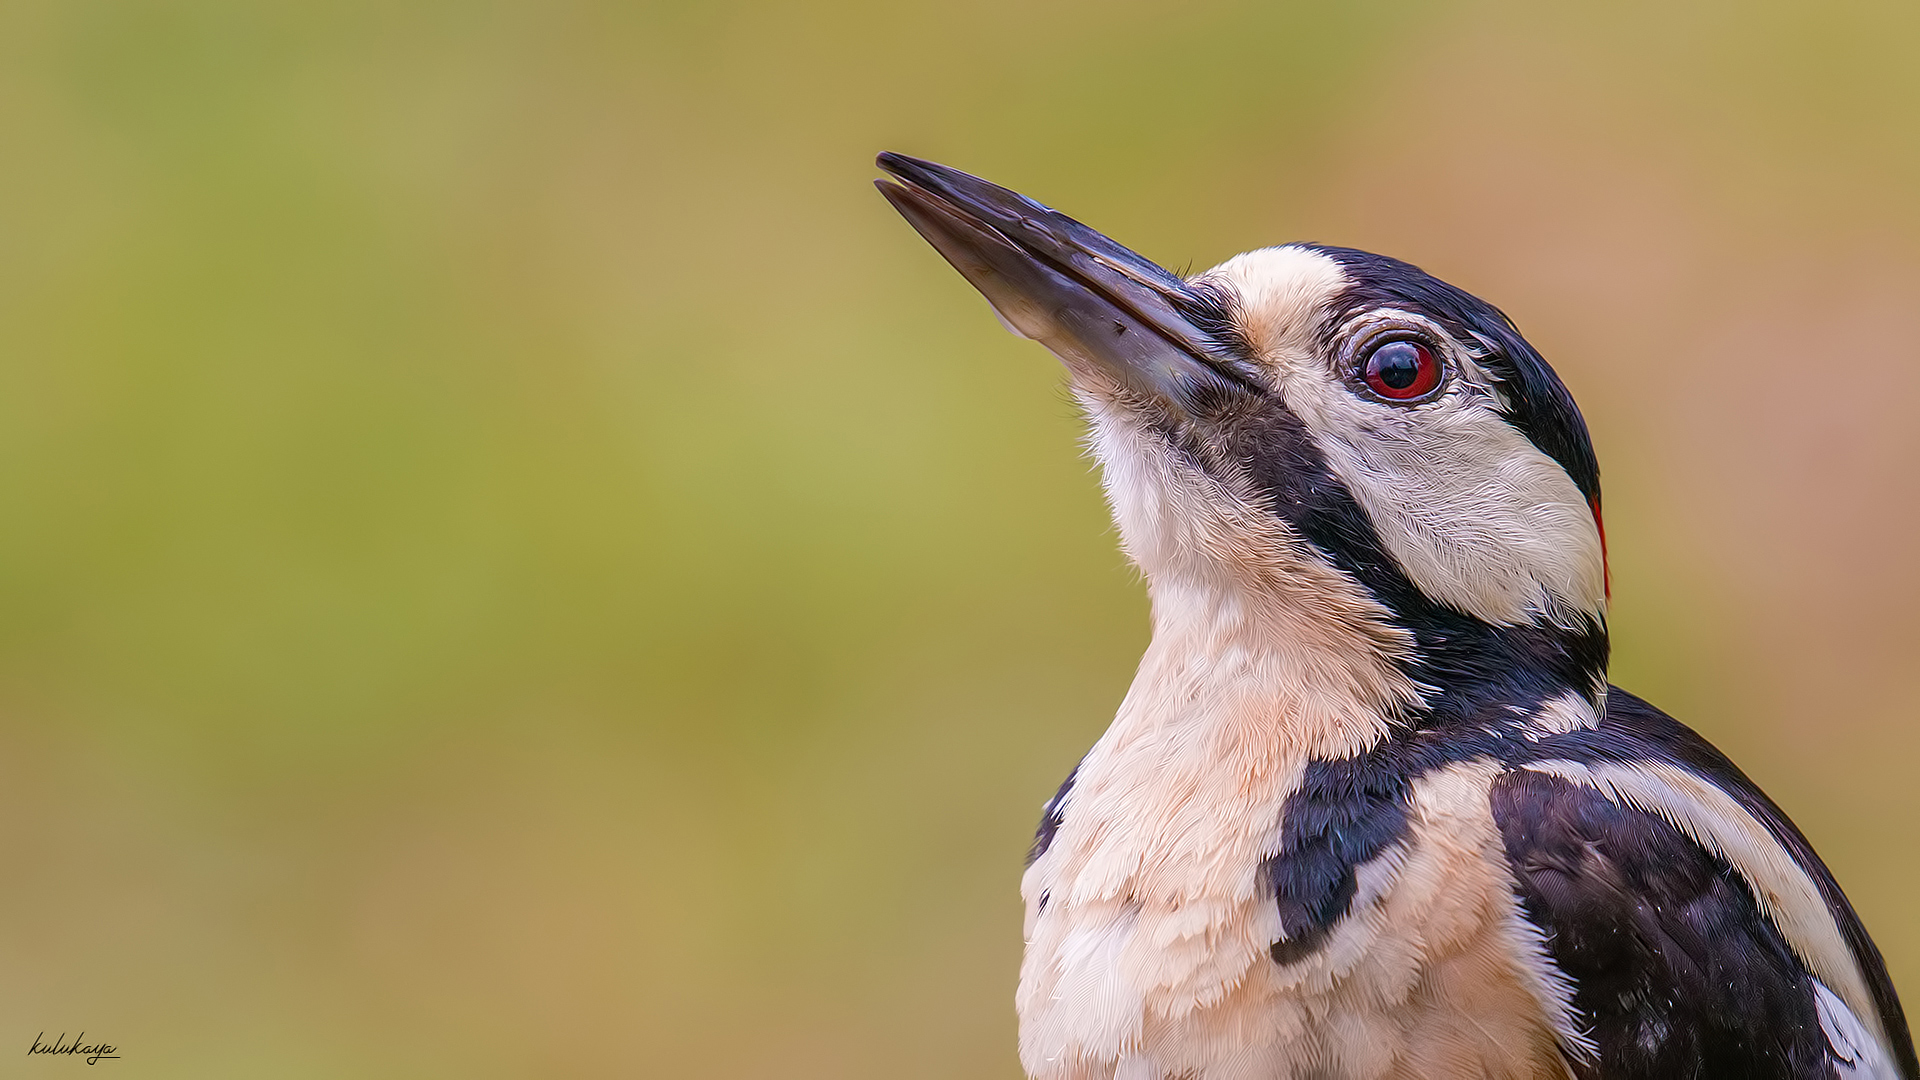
{"left": 874, "top": 153, "right": 1251, "bottom": 408}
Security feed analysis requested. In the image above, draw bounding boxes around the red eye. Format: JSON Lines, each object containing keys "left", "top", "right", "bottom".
{"left": 1362, "top": 340, "right": 1442, "bottom": 400}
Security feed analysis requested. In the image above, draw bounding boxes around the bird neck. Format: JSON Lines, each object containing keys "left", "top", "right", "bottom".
{"left": 1118, "top": 572, "right": 1418, "bottom": 765}
{"left": 1393, "top": 603, "right": 1612, "bottom": 733}
{"left": 1121, "top": 569, "right": 1611, "bottom": 769}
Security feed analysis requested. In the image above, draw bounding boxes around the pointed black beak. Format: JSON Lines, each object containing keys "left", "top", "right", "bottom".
{"left": 874, "top": 153, "right": 1255, "bottom": 408}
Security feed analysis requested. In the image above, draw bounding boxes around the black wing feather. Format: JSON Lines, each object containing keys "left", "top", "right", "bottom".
{"left": 1495, "top": 767, "right": 1830, "bottom": 1078}
{"left": 1595, "top": 690, "right": 1916, "bottom": 1079}
{"left": 1494, "top": 688, "right": 1918, "bottom": 1080}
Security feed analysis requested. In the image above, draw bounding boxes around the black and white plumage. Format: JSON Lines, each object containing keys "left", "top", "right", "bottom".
{"left": 875, "top": 153, "right": 1914, "bottom": 1080}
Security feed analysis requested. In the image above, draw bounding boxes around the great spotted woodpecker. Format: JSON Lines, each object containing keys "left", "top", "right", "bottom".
{"left": 875, "top": 152, "right": 1915, "bottom": 1080}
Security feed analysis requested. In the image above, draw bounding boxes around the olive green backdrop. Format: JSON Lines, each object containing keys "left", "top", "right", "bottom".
{"left": 0, "top": 1, "right": 1915, "bottom": 1076}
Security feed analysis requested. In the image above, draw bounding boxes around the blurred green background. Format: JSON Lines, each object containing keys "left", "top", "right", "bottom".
{"left": 0, "top": 0, "right": 1916, "bottom": 1076}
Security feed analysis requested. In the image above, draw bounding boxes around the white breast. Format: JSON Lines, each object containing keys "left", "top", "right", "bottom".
{"left": 1019, "top": 747, "right": 1581, "bottom": 1080}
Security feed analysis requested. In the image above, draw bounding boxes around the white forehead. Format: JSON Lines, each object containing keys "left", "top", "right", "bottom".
{"left": 1195, "top": 245, "right": 1349, "bottom": 359}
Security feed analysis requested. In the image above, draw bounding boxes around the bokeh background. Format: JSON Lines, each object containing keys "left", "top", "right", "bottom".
{"left": 0, "top": 1, "right": 1916, "bottom": 1076}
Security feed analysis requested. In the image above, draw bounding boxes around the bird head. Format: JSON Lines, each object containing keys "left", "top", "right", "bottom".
{"left": 876, "top": 154, "right": 1609, "bottom": 722}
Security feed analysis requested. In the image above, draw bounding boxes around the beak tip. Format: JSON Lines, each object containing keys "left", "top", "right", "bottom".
{"left": 875, "top": 150, "right": 909, "bottom": 178}
{"left": 871, "top": 153, "right": 1240, "bottom": 405}
{"left": 876, "top": 151, "right": 955, "bottom": 195}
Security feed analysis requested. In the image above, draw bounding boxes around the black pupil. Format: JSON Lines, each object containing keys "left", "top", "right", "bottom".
{"left": 1373, "top": 342, "right": 1423, "bottom": 390}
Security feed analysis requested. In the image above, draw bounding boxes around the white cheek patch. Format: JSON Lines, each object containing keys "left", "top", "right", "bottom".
{"left": 1281, "top": 359, "right": 1606, "bottom": 628}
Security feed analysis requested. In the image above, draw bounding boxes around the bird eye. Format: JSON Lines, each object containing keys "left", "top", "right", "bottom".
{"left": 1361, "top": 339, "right": 1442, "bottom": 401}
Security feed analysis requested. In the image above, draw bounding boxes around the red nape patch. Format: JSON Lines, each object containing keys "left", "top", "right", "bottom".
{"left": 1589, "top": 495, "right": 1610, "bottom": 602}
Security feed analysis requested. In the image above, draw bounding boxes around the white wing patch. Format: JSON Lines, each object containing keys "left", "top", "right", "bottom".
{"left": 1522, "top": 690, "right": 1600, "bottom": 740}
{"left": 1819, "top": 978, "right": 1902, "bottom": 1079}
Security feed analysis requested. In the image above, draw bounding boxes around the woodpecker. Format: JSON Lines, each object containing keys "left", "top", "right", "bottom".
{"left": 875, "top": 153, "right": 1915, "bottom": 1080}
